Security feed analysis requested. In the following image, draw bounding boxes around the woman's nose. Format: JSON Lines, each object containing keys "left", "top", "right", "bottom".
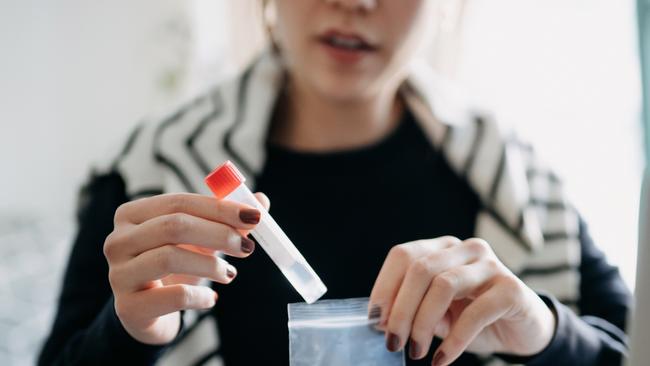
{"left": 324, "top": 0, "right": 377, "bottom": 12}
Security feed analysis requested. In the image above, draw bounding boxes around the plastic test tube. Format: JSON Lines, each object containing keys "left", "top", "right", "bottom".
{"left": 204, "top": 160, "right": 327, "bottom": 304}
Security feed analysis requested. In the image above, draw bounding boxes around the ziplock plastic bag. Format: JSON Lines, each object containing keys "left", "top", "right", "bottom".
{"left": 288, "top": 297, "right": 405, "bottom": 366}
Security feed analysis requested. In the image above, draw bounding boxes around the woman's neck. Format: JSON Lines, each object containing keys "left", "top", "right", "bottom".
{"left": 269, "top": 77, "right": 404, "bottom": 152}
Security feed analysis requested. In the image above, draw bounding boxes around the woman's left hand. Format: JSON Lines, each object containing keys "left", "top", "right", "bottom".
{"left": 369, "top": 236, "right": 556, "bottom": 365}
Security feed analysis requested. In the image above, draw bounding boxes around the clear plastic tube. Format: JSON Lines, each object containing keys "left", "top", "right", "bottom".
{"left": 205, "top": 161, "right": 327, "bottom": 304}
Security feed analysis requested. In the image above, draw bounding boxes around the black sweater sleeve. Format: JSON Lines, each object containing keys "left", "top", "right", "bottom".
{"left": 499, "top": 218, "right": 632, "bottom": 365}
{"left": 38, "top": 172, "right": 167, "bottom": 365}
{"left": 576, "top": 219, "right": 632, "bottom": 333}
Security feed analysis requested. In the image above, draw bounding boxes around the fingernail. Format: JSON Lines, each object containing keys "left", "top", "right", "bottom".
{"left": 369, "top": 305, "right": 383, "bottom": 332}
{"left": 433, "top": 350, "right": 446, "bottom": 366}
{"left": 368, "top": 305, "right": 382, "bottom": 320}
{"left": 386, "top": 333, "right": 400, "bottom": 352}
{"left": 408, "top": 338, "right": 421, "bottom": 360}
{"left": 241, "top": 236, "right": 255, "bottom": 253}
{"left": 239, "top": 208, "right": 261, "bottom": 224}
{"left": 226, "top": 265, "right": 237, "bottom": 279}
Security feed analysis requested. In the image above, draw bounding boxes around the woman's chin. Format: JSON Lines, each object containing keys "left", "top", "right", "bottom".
{"left": 311, "top": 76, "right": 379, "bottom": 104}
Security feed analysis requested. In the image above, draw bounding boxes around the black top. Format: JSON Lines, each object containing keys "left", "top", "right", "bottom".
{"left": 218, "top": 110, "right": 481, "bottom": 365}
{"left": 39, "top": 110, "right": 631, "bottom": 365}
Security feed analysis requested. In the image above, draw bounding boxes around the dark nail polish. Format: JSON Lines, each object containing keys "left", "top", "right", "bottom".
{"left": 433, "top": 350, "right": 446, "bottom": 366}
{"left": 241, "top": 237, "right": 255, "bottom": 253}
{"left": 368, "top": 305, "right": 382, "bottom": 320}
{"left": 408, "top": 339, "right": 421, "bottom": 360}
{"left": 226, "top": 266, "right": 237, "bottom": 279}
{"left": 239, "top": 208, "right": 261, "bottom": 224}
{"left": 386, "top": 333, "right": 400, "bottom": 352}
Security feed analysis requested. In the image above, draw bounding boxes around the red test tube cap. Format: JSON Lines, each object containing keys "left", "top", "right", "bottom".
{"left": 205, "top": 160, "right": 246, "bottom": 199}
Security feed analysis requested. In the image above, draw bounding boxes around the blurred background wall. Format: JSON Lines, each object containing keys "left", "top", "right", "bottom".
{"left": 0, "top": 1, "right": 231, "bottom": 364}
{"left": 0, "top": 0, "right": 642, "bottom": 364}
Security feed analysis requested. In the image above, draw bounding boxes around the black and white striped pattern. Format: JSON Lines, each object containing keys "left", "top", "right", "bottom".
{"left": 97, "top": 51, "right": 580, "bottom": 365}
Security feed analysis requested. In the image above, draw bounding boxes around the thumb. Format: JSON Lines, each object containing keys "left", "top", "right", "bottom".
{"left": 254, "top": 192, "right": 271, "bottom": 211}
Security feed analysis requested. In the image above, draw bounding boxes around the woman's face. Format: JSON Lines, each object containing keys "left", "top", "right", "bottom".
{"left": 273, "top": 0, "right": 433, "bottom": 102}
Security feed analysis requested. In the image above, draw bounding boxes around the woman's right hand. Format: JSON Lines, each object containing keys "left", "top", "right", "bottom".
{"left": 103, "top": 192, "right": 270, "bottom": 345}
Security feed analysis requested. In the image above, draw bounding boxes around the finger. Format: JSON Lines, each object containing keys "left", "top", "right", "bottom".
{"left": 384, "top": 244, "right": 481, "bottom": 354}
{"left": 112, "top": 245, "right": 237, "bottom": 292}
{"left": 409, "top": 259, "right": 500, "bottom": 360}
{"left": 369, "top": 237, "right": 460, "bottom": 328}
{"left": 115, "top": 193, "right": 261, "bottom": 229}
{"left": 234, "top": 192, "right": 270, "bottom": 238}
{"left": 162, "top": 274, "right": 203, "bottom": 286}
{"left": 432, "top": 282, "right": 513, "bottom": 366}
{"left": 123, "top": 284, "right": 218, "bottom": 321}
{"left": 119, "top": 213, "right": 256, "bottom": 258}
{"left": 254, "top": 192, "right": 271, "bottom": 211}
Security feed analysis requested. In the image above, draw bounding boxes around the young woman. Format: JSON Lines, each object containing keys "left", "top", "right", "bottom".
{"left": 39, "top": 0, "right": 631, "bottom": 365}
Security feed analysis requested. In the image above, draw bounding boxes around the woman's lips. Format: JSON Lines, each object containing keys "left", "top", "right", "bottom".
{"left": 316, "top": 30, "right": 377, "bottom": 65}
